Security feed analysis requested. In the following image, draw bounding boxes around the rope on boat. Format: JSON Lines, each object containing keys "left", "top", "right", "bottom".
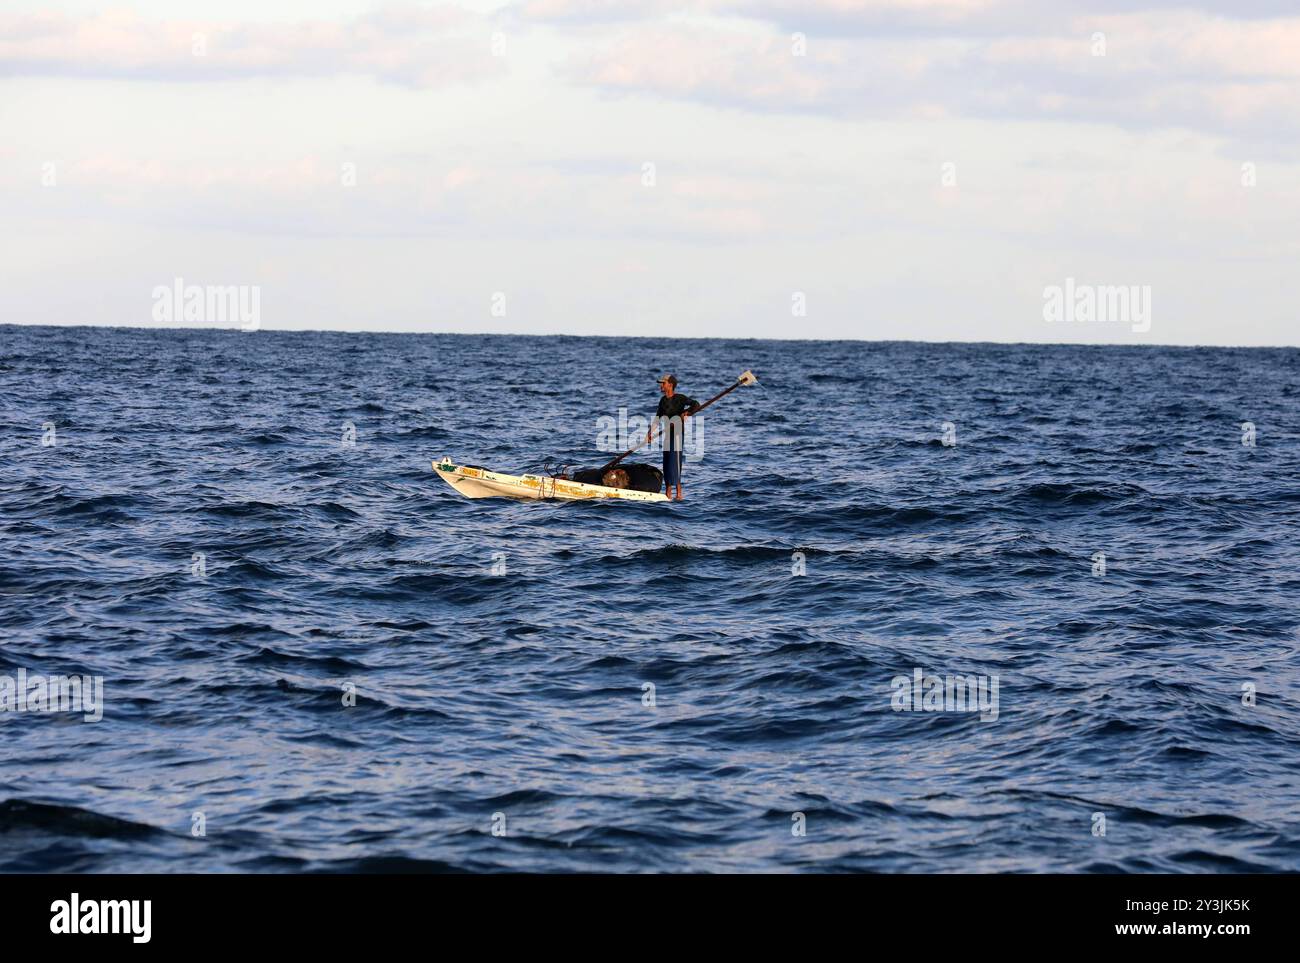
{"left": 521, "top": 456, "right": 569, "bottom": 499}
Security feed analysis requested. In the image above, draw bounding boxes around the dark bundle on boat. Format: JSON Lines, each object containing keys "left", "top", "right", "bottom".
{"left": 569, "top": 463, "right": 663, "bottom": 493}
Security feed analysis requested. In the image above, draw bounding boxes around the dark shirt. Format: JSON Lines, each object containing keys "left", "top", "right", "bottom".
{"left": 654, "top": 394, "right": 697, "bottom": 451}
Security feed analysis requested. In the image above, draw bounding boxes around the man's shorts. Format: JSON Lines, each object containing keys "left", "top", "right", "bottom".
{"left": 662, "top": 446, "right": 683, "bottom": 487}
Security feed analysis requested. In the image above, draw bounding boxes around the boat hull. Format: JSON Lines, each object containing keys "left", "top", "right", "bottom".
{"left": 433, "top": 460, "right": 668, "bottom": 503}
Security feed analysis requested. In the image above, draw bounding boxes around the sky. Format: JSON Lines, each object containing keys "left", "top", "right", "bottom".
{"left": 2, "top": 0, "right": 1297, "bottom": 345}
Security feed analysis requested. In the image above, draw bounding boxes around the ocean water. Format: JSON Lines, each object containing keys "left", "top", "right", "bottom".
{"left": 1, "top": 324, "right": 1298, "bottom": 873}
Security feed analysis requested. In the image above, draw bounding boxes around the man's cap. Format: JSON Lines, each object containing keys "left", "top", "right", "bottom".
{"left": 657, "top": 373, "right": 678, "bottom": 386}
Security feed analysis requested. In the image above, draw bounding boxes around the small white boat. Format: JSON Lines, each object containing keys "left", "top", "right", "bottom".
{"left": 433, "top": 459, "right": 668, "bottom": 503}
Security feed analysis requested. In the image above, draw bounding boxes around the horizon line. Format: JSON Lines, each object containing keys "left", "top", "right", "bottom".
{"left": 2, "top": 320, "right": 1295, "bottom": 351}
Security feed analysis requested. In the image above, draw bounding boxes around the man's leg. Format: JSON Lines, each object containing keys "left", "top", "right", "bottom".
{"left": 664, "top": 447, "right": 681, "bottom": 499}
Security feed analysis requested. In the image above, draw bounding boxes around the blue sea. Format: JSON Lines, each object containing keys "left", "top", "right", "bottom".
{"left": 2, "top": 324, "right": 1298, "bottom": 873}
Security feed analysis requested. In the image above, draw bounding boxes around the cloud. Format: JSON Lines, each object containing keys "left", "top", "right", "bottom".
{"left": 1, "top": 151, "right": 783, "bottom": 242}
{"left": 730, "top": 0, "right": 1047, "bottom": 36}
{"left": 512, "top": 0, "right": 1300, "bottom": 35}
{"left": 0, "top": 5, "right": 502, "bottom": 88}
{"left": 565, "top": 26, "right": 846, "bottom": 111}
{"left": 513, "top": 0, "right": 700, "bottom": 23}
{"left": 560, "top": 11, "right": 1300, "bottom": 147}
{"left": 727, "top": 0, "right": 1300, "bottom": 36}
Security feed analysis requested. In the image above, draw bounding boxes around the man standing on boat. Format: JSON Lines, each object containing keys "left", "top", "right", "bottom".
{"left": 646, "top": 374, "right": 698, "bottom": 500}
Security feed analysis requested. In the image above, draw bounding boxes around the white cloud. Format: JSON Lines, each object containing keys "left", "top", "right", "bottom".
{"left": 0, "top": 5, "right": 502, "bottom": 88}
{"left": 560, "top": 11, "right": 1300, "bottom": 147}
{"left": 513, "top": 0, "right": 700, "bottom": 22}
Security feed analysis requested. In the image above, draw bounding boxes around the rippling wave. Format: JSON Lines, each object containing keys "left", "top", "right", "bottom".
{"left": 1, "top": 326, "right": 1298, "bottom": 872}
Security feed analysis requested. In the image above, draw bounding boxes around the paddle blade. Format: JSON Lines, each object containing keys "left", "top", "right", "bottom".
{"left": 738, "top": 369, "right": 758, "bottom": 385}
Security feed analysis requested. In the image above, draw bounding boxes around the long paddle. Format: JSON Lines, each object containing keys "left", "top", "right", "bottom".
{"left": 598, "top": 369, "right": 758, "bottom": 473}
